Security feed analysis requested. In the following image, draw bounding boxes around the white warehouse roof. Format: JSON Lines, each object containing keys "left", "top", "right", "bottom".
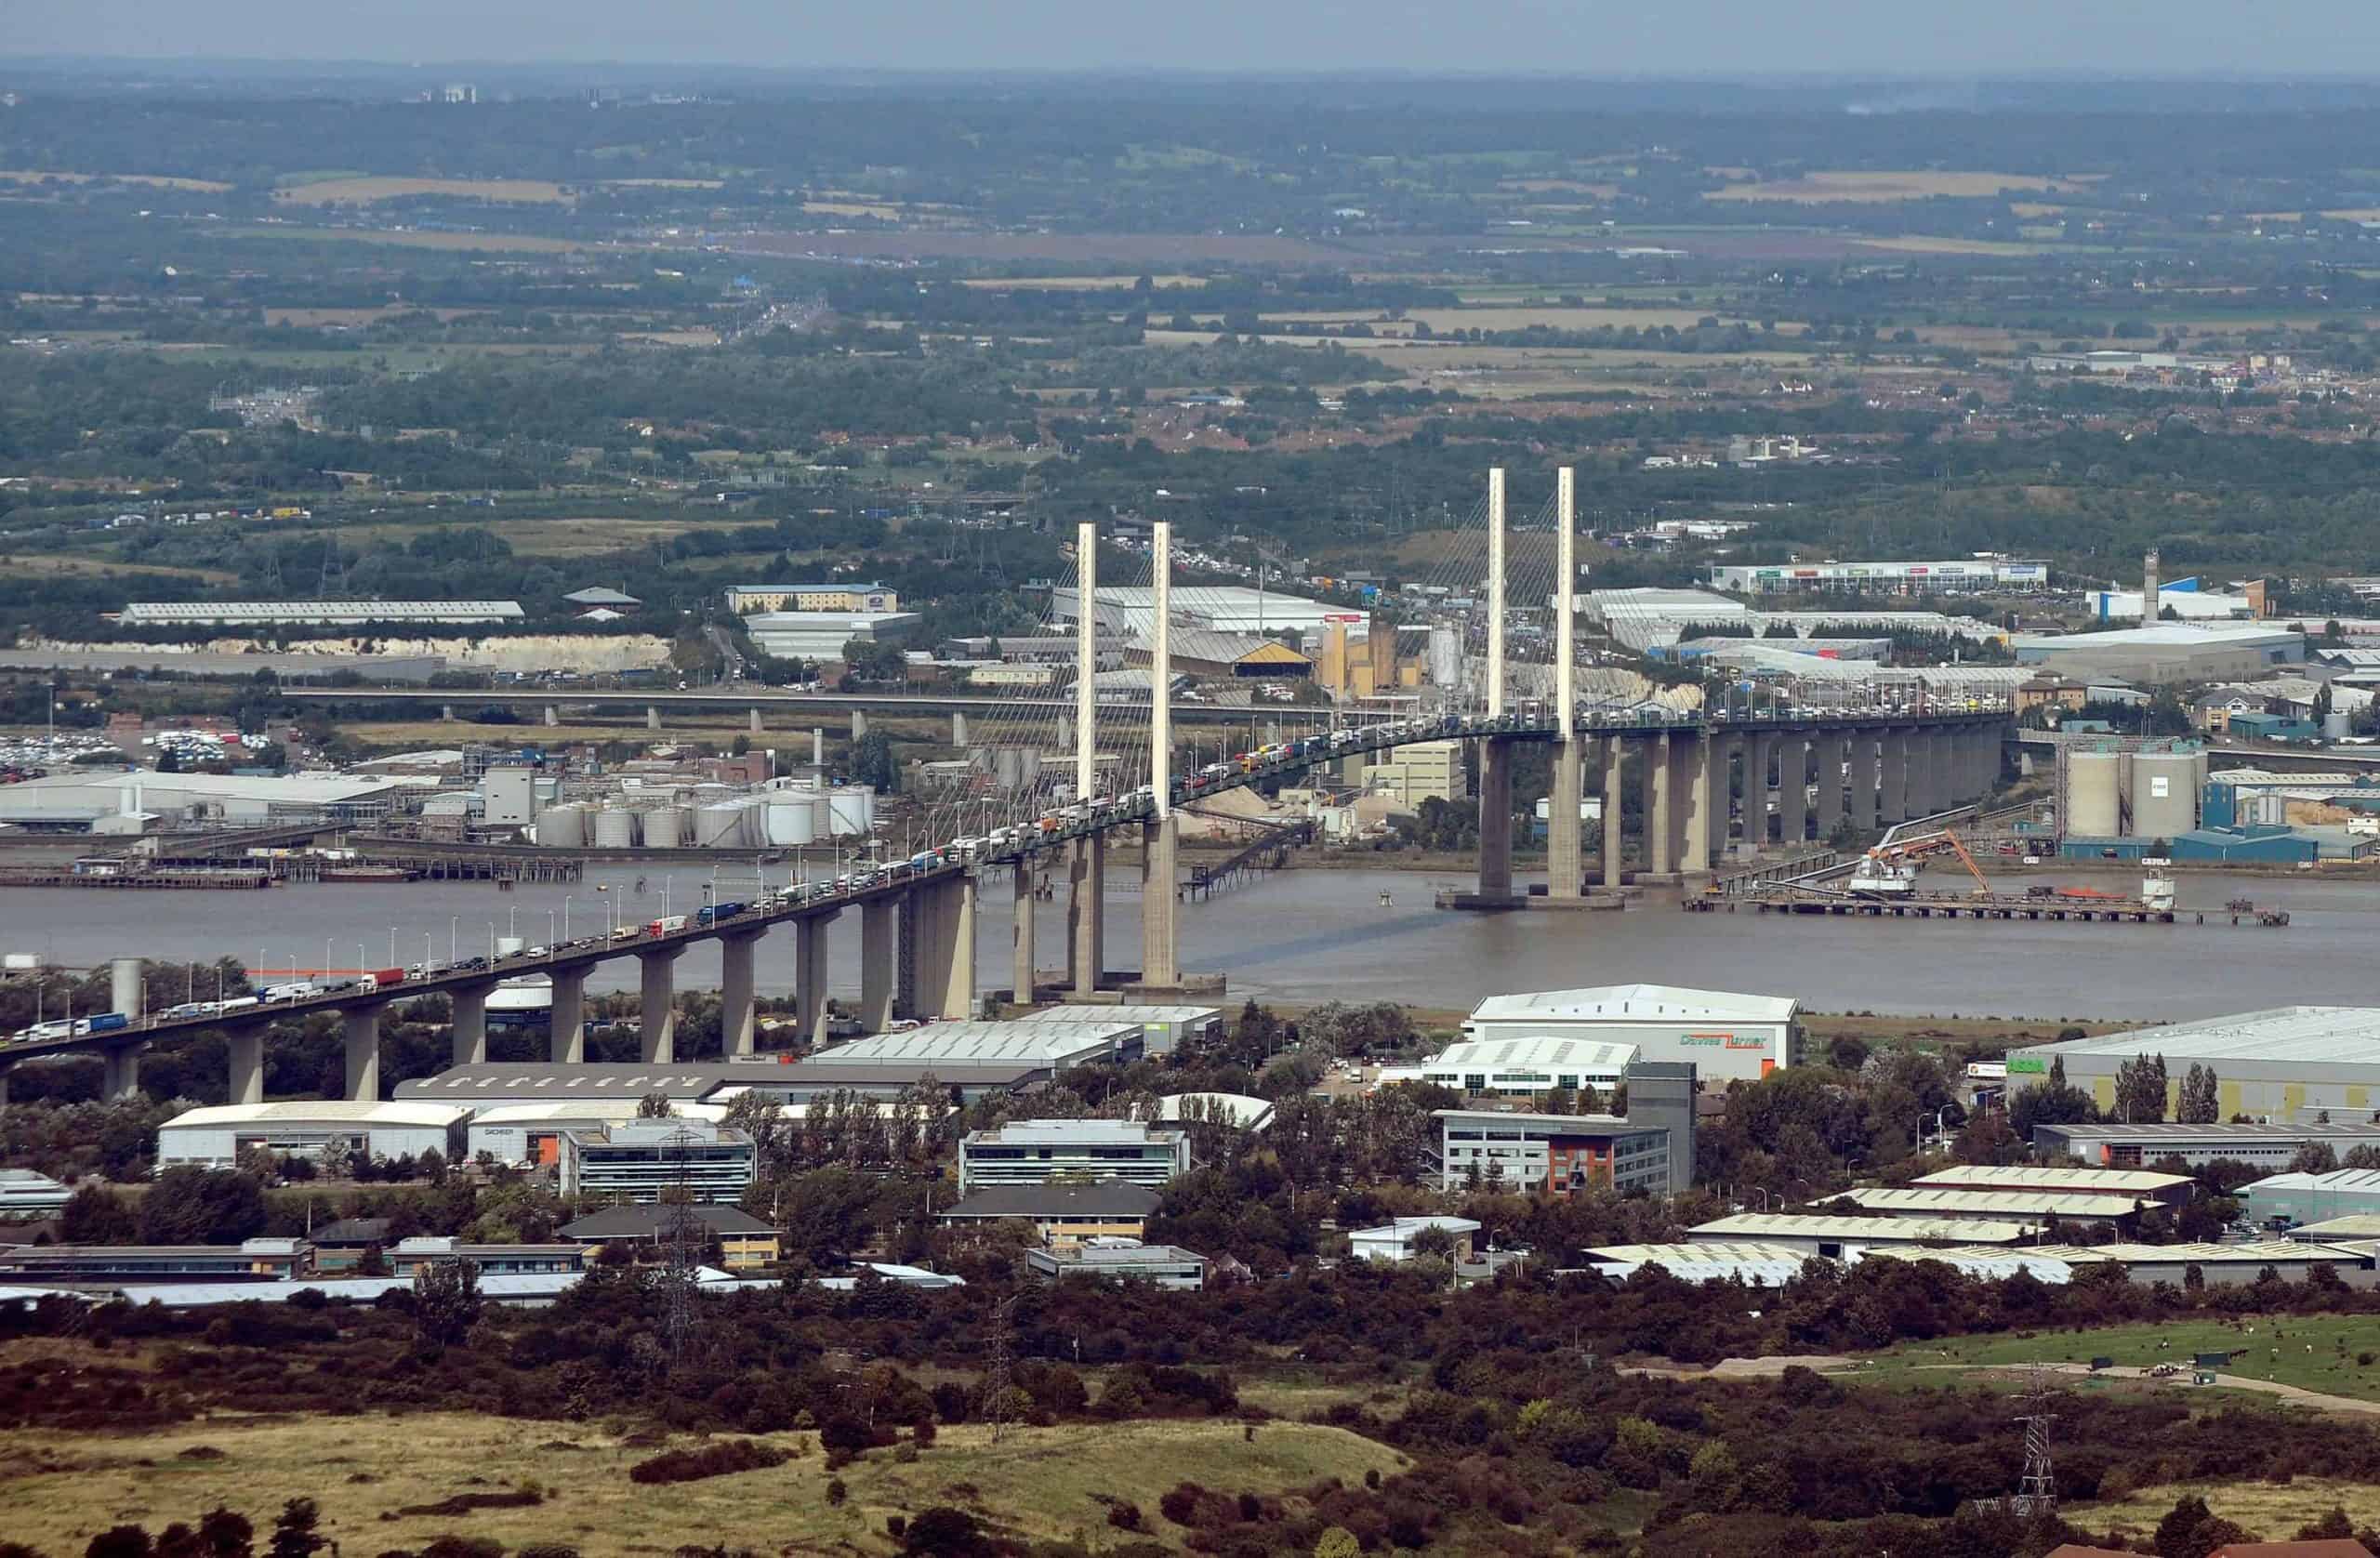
{"left": 1691, "top": 1212, "right": 2038, "bottom": 1245}
{"left": 1414, "top": 1036, "right": 1639, "bottom": 1075}
{"left": 2012, "top": 1008, "right": 2380, "bottom": 1068}
{"left": 118, "top": 601, "right": 522, "bottom": 626}
{"left": 1849, "top": 1187, "right": 2152, "bottom": 1218}
{"left": 164, "top": 1101, "right": 469, "bottom": 1129}
{"left": 809, "top": 1021, "right": 1139, "bottom": 1066}
{"left": 1909, "top": 1166, "right": 2192, "bottom": 1196}
{"left": 1467, "top": 984, "right": 1797, "bottom": 1026}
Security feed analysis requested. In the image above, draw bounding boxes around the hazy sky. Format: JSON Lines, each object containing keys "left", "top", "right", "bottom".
{"left": 9, "top": 0, "right": 2378, "bottom": 76}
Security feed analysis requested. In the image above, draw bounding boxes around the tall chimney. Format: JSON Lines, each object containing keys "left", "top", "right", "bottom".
{"left": 2143, "top": 548, "right": 2161, "bottom": 620}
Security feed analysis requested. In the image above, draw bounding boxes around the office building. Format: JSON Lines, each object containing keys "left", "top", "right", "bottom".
{"left": 557, "top": 1119, "right": 754, "bottom": 1204}
{"left": 384, "top": 1237, "right": 586, "bottom": 1277}
{"left": 560, "top": 1205, "right": 782, "bottom": 1272}
{"left": 1362, "top": 739, "right": 1463, "bottom": 806}
{"left": 2008, "top": 1008, "right": 2380, "bottom": 1122}
{"left": 956, "top": 1119, "right": 1190, "bottom": 1194}
{"left": 939, "top": 1181, "right": 1161, "bottom": 1248}
{"left": 1382, "top": 1037, "right": 1638, "bottom": 1102}
{"left": 0, "top": 1238, "right": 313, "bottom": 1285}
{"left": 1433, "top": 1109, "right": 1673, "bottom": 1196}
{"left": 724, "top": 583, "right": 900, "bottom": 614}
{"left": 1461, "top": 984, "right": 1800, "bottom": 1084}
{"left": 1025, "top": 1241, "right": 1210, "bottom": 1290}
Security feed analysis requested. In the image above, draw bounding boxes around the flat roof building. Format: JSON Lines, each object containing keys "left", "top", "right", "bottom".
{"left": 2241, "top": 1169, "right": 2380, "bottom": 1228}
{"left": 2008, "top": 1008, "right": 2380, "bottom": 1122}
{"left": 1349, "top": 1217, "right": 1482, "bottom": 1264}
{"left": 1010, "top": 1004, "right": 1222, "bottom": 1057}
{"left": 1051, "top": 584, "right": 1349, "bottom": 642}
{"left": 385, "top": 1237, "right": 586, "bottom": 1277}
{"left": 0, "top": 1237, "right": 312, "bottom": 1285}
{"left": 0, "top": 771, "right": 417, "bottom": 828}
{"left": 1710, "top": 559, "right": 2048, "bottom": 594}
{"left": 957, "top": 1119, "right": 1190, "bottom": 1194}
{"left": 1382, "top": 1036, "right": 1638, "bottom": 1101}
{"left": 1846, "top": 1187, "right": 2157, "bottom": 1225}
{"left": 0, "top": 1169, "right": 70, "bottom": 1218}
{"left": 1434, "top": 1109, "right": 1674, "bottom": 1197}
{"left": 1908, "top": 1164, "right": 2194, "bottom": 1204}
{"left": 1026, "top": 1241, "right": 1210, "bottom": 1290}
{"left": 2012, "top": 623, "right": 2305, "bottom": 685}
{"left": 724, "top": 583, "right": 899, "bottom": 614}
{"left": 559, "top": 1205, "right": 780, "bottom": 1272}
{"left": 743, "top": 611, "right": 922, "bottom": 661}
{"left": 1936, "top": 1240, "right": 2376, "bottom": 1288}
{"left": 557, "top": 1119, "right": 754, "bottom": 1204}
{"left": 159, "top": 1102, "right": 466, "bottom": 1169}
{"left": 1461, "top": 984, "right": 1799, "bottom": 1084}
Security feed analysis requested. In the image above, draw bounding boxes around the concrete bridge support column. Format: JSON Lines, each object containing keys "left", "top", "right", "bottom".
{"left": 102, "top": 1044, "right": 144, "bottom": 1102}
{"left": 1141, "top": 816, "right": 1181, "bottom": 986}
{"left": 1931, "top": 725, "right": 1957, "bottom": 808}
{"left": 1880, "top": 731, "right": 1910, "bottom": 825}
{"left": 442, "top": 705, "right": 456, "bottom": 723}
{"left": 1476, "top": 736, "right": 1515, "bottom": 899}
{"left": 1548, "top": 739, "right": 1584, "bottom": 897}
{"left": 1067, "top": 833, "right": 1105, "bottom": 997}
{"left": 1811, "top": 733, "right": 1843, "bottom": 843}
{"left": 1851, "top": 733, "right": 1880, "bottom": 836}
{"left": 1976, "top": 725, "right": 2003, "bottom": 796}
{"left": 1777, "top": 736, "right": 1808, "bottom": 845}
{"left": 227, "top": 1029, "right": 265, "bottom": 1106}
{"left": 1900, "top": 730, "right": 1932, "bottom": 816}
{"left": 341, "top": 1011, "right": 379, "bottom": 1102}
{"left": 1746, "top": 733, "right": 1773, "bottom": 848}
{"left": 719, "top": 931, "right": 760, "bottom": 1058}
{"left": 1706, "top": 733, "right": 1734, "bottom": 864}
{"left": 851, "top": 709, "right": 869, "bottom": 740}
{"left": 895, "top": 890, "right": 922, "bottom": 1021}
{"left": 1599, "top": 737, "right": 1625, "bottom": 887}
{"left": 797, "top": 914, "right": 835, "bottom": 1045}
{"left": 0, "top": 1066, "right": 10, "bottom": 1107}
{"left": 645, "top": 706, "right": 661, "bottom": 732}
{"left": 549, "top": 968, "right": 587, "bottom": 1064}
{"left": 112, "top": 958, "right": 142, "bottom": 1022}
{"left": 637, "top": 947, "right": 679, "bottom": 1063}
{"left": 926, "top": 876, "right": 976, "bottom": 1021}
{"left": 952, "top": 710, "right": 969, "bottom": 747}
{"left": 1647, "top": 733, "right": 1678, "bottom": 876}
{"left": 1012, "top": 862, "right": 1038, "bottom": 1003}
{"left": 450, "top": 983, "right": 491, "bottom": 1068}
{"left": 544, "top": 706, "right": 559, "bottom": 728}
{"left": 860, "top": 898, "right": 898, "bottom": 1032}
{"left": 748, "top": 707, "right": 763, "bottom": 735}
{"left": 1682, "top": 734, "right": 1714, "bottom": 877}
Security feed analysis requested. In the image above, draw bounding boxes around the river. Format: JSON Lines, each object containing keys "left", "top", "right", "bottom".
{"left": 0, "top": 862, "right": 2361, "bottom": 1022}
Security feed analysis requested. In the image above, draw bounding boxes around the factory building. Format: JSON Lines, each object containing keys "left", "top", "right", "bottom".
{"left": 1051, "top": 584, "right": 1350, "bottom": 642}
{"left": 1008, "top": 1004, "right": 1223, "bottom": 1057}
{"left": 398, "top": 1059, "right": 1045, "bottom": 1110}
{"left": 1931, "top": 1240, "right": 2375, "bottom": 1289}
{"left": 115, "top": 601, "right": 524, "bottom": 627}
{"left": 0, "top": 1238, "right": 314, "bottom": 1286}
{"left": 1845, "top": 1187, "right": 2157, "bottom": 1229}
{"left": 2008, "top": 1008, "right": 2380, "bottom": 1122}
{"left": 2033, "top": 1120, "right": 2380, "bottom": 1169}
{"left": 2241, "top": 1169, "right": 2380, "bottom": 1228}
{"left": 956, "top": 1119, "right": 1190, "bottom": 1194}
{"left": 158, "top": 1102, "right": 466, "bottom": 1169}
{"left": 0, "top": 772, "right": 417, "bottom": 830}
{"left": 1686, "top": 1214, "right": 2038, "bottom": 1258}
{"left": 1026, "top": 1242, "right": 1210, "bottom": 1290}
{"left": 742, "top": 611, "right": 922, "bottom": 660}
{"left": 1381, "top": 1036, "right": 1638, "bottom": 1101}
{"left": 810, "top": 1020, "right": 1144, "bottom": 1072}
{"left": 1460, "top": 984, "right": 1799, "bottom": 1084}
{"left": 556, "top": 1119, "right": 754, "bottom": 1204}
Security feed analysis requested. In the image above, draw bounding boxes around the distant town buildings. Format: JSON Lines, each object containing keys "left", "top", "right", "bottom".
{"left": 115, "top": 601, "right": 525, "bottom": 627}
{"left": 1710, "top": 559, "right": 2049, "bottom": 594}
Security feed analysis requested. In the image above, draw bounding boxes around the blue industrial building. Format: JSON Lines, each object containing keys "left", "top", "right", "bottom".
{"left": 2169, "top": 825, "right": 2320, "bottom": 864}
{"left": 2225, "top": 709, "right": 2320, "bottom": 743}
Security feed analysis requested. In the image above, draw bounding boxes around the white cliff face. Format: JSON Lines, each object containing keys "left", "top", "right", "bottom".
{"left": 54, "top": 633, "right": 675, "bottom": 672}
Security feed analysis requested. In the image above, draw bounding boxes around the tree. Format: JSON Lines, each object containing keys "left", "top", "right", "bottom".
{"left": 266, "top": 1500, "right": 325, "bottom": 1558}
{"left": 2291, "top": 1141, "right": 2341, "bottom": 1174}
{"left": 198, "top": 1507, "right": 253, "bottom": 1558}
{"left": 138, "top": 1167, "right": 267, "bottom": 1245}
{"left": 2113, "top": 1051, "right": 2168, "bottom": 1124}
{"left": 1408, "top": 1224, "right": 1460, "bottom": 1261}
{"left": 60, "top": 1182, "right": 136, "bottom": 1244}
{"left": 2177, "top": 1063, "right": 2221, "bottom": 1125}
{"left": 413, "top": 1259, "right": 483, "bottom": 1348}
{"left": 636, "top": 1091, "right": 676, "bottom": 1119}
{"left": 86, "top": 1528, "right": 153, "bottom": 1558}
{"left": 852, "top": 728, "right": 900, "bottom": 792}
{"left": 2151, "top": 1493, "right": 2250, "bottom": 1558}
{"left": 1314, "top": 1530, "right": 1362, "bottom": 1558}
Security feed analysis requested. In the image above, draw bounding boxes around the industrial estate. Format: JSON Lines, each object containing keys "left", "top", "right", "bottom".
{"left": 19, "top": 49, "right": 2380, "bottom": 1558}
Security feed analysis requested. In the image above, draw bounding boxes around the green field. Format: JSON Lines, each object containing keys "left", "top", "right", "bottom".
{"left": 1863, "top": 1314, "right": 2380, "bottom": 1403}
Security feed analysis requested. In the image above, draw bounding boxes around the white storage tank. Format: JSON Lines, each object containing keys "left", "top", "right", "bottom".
{"left": 2126, "top": 750, "right": 2203, "bottom": 840}
{"left": 592, "top": 808, "right": 641, "bottom": 849}
{"left": 826, "top": 786, "right": 875, "bottom": 837}
{"left": 645, "top": 805, "right": 690, "bottom": 849}
{"left": 2065, "top": 750, "right": 2122, "bottom": 838}
{"left": 694, "top": 800, "right": 748, "bottom": 848}
{"left": 763, "top": 793, "right": 821, "bottom": 846}
{"left": 534, "top": 804, "right": 588, "bottom": 849}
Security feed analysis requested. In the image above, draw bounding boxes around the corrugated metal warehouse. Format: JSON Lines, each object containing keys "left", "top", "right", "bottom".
{"left": 1686, "top": 1213, "right": 2038, "bottom": 1259}
{"left": 2032, "top": 1120, "right": 2380, "bottom": 1168}
{"left": 158, "top": 1102, "right": 467, "bottom": 1168}
{"left": 2008, "top": 1008, "right": 2380, "bottom": 1121}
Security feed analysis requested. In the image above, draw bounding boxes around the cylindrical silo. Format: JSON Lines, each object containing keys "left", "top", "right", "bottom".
{"left": 694, "top": 800, "right": 747, "bottom": 848}
{"left": 2065, "top": 750, "right": 2122, "bottom": 838}
{"left": 646, "top": 805, "right": 689, "bottom": 849}
{"left": 764, "top": 794, "right": 819, "bottom": 846}
{"left": 534, "top": 804, "right": 588, "bottom": 848}
{"left": 592, "top": 807, "right": 640, "bottom": 849}
{"left": 2127, "top": 750, "right": 2202, "bottom": 840}
{"left": 827, "top": 786, "right": 874, "bottom": 837}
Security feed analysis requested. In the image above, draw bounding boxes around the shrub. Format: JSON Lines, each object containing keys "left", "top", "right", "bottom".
{"left": 1108, "top": 1501, "right": 1144, "bottom": 1532}
{"left": 826, "top": 1479, "right": 848, "bottom": 1507}
{"left": 628, "top": 1439, "right": 790, "bottom": 1485}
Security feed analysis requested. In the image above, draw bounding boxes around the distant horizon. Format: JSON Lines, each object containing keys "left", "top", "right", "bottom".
{"left": 7, "top": 0, "right": 2380, "bottom": 79}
